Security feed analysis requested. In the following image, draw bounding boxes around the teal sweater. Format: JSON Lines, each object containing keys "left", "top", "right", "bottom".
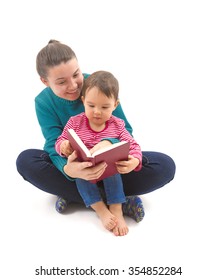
{"left": 35, "top": 76, "right": 133, "bottom": 178}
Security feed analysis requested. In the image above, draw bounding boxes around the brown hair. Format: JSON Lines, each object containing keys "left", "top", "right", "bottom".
{"left": 36, "top": 40, "right": 77, "bottom": 79}
{"left": 82, "top": 71, "right": 119, "bottom": 101}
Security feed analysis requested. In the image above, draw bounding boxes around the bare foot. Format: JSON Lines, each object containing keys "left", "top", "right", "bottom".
{"left": 91, "top": 201, "right": 117, "bottom": 230}
{"left": 109, "top": 204, "right": 129, "bottom": 236}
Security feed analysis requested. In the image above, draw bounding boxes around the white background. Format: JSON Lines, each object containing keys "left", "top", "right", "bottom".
{"left": 1, "top": 0, "right": 216, "bottom": 279}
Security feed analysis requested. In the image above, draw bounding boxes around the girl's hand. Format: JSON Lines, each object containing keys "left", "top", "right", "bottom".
{"left": 63, "top": 150, "right": 108, "bottom": 181}
{"left": 116, "top": 155, "right": 139, "bottom": 174}
{"left": 89, "top": 140, "right": 112, "bottom": 155}
{"left": 60, "top": 140, "right": 73, "bottom": 157}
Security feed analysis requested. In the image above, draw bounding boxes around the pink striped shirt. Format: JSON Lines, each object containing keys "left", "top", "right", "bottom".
{"left": 55, "top": 112, "right": 142, "bottom": 171}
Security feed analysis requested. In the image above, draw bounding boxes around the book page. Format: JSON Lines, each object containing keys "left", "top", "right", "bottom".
{"left": 92, "top": 141, "right": 128, "bottom": 157}
{"left": 68, "top": 129, "right": 91, "bottom": 157}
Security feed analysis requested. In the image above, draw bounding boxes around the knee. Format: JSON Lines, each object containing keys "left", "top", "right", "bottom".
{"left": 16, "top": 149, "right": 34, "bottom": 175}
{"left": 161, "top": 153, "right": 176, "bottom": 182}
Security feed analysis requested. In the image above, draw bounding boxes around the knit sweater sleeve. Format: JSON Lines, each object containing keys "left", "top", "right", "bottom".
{"left": 115, "top": 118, "right": 142, "bottom": 171}
{"left": 35, "top": 91, "right": 72, "bottom": 179}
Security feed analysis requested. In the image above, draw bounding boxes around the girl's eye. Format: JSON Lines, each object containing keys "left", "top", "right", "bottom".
{"left": 73, "top": 70, "right": 80, "bottom": 78}
{"left": 58, "top": 81, "right": 65, "bottom": 85}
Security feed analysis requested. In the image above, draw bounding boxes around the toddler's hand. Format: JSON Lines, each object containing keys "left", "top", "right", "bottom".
{"left": 116, "top": 155, "right": 140, "bottom": 174}
{"left": 60, "top": 140, "right": 73, "bottom": 157}
{"left": 89, "top": 140, "right": 112, "bottom": 155}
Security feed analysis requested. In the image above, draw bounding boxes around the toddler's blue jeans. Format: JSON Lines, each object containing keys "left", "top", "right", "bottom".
{"left": 76, "top": 174, "right": 126, "bottom": 207}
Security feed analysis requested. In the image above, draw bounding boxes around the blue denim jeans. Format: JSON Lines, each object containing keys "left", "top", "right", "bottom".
{"left": 16, "top": 149, "right": 176, "bottom": 204}
{"left": 76, "top": 174, "right": 126, "bottom": 207}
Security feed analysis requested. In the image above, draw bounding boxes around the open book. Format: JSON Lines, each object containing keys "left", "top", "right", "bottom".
{"left": 67, "top": 128, "right": 130, "bottom": 183}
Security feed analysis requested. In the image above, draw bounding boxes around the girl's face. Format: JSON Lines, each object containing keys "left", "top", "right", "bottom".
{"left": 82, "top": 87, "right": 118, "bottom": 131}
{"left": 41, "top": 58, "right": 84, "bottom": 101}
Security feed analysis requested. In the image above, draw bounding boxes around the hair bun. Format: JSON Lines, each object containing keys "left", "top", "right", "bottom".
{"left": 48, "top": 39, "right": 60, "bottom": 44}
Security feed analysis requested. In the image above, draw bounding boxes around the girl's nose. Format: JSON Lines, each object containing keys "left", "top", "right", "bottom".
{"left": 68, "top": 78, "right": 77, "bottom": 90}
{"left": 94, "top": 108, "right": 101, "bottom": 115}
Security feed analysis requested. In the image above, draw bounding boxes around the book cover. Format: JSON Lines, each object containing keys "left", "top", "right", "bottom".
{"left": 67, "top": 128, "right": 130, "bottom": 183}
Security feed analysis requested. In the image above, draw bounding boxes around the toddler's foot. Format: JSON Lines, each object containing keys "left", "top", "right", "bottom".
{"left": 110, "top": 204, "right": 129, "bottom": 236}
{"left": 55, "top": 197, "right": 68, "bottom": 213}
{"left": 99, "top": 210, "right": 117, "bottom": 231}
{"left": 122, "top": 196, "right": 145, "bottom": 222}
{"left": 91, "top": 201, "right": 117, "bottom": 231}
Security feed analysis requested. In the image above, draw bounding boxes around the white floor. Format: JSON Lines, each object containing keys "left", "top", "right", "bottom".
{"left": 1, "top": 1, "right": 217, "bottom": 279}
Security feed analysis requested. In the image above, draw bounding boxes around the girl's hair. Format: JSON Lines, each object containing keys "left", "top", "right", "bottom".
{"left": 82, "top": 71, "right": 119, "bottom": 101}
{"left": 36, "top": 39, "right": 77, "bottom": 79}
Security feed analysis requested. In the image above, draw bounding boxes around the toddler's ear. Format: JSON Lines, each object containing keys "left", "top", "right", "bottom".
{"left": 81, "top": 96, "right": 84, "bottom": 103}
{"left": 114, "top": 99, "right": 120, "bottom": 110}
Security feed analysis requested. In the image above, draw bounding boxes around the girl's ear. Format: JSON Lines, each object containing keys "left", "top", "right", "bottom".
{"left": 113, "top": 99, "right": 120, "bottom": 110}
{"left": 40, "top": 77, "right": 49, "bottom": 86}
